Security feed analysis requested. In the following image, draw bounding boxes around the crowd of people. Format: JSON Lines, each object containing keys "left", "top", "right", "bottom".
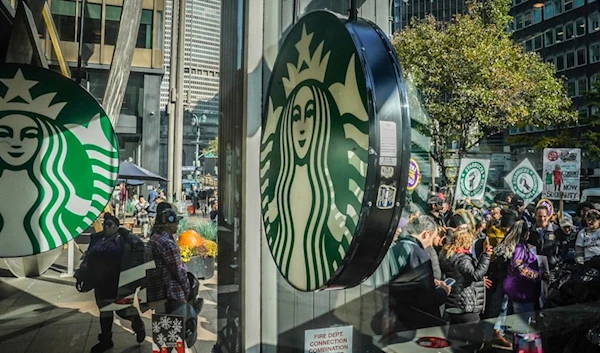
{"left": 388, "top": 191, "right": 600, "bottom": 351}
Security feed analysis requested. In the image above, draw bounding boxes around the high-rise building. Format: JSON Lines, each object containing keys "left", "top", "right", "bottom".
{"left": 159, "top": 0, "right": 220, "bottom": 179}
{"left": 393, "top": 0, "right": 466, "bottom": 32}
{"left": 31, "top": 0, "right": 166, "bottom": 175}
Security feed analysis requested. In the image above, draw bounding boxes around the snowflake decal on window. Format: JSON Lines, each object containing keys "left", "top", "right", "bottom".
{"left": 160, "top": 316, "right": 172, "bottom": 330}
{"left": 168, "top": 329, "right": 180, "bottom": 343}
{"left": 171, "top": 318, "right": 182, "bottom": 333}
{"left": 156, "top": 333, "right": 166, "bottom": 346}
{"left": 152, "top": 322, "right": 161, "bottom": 333}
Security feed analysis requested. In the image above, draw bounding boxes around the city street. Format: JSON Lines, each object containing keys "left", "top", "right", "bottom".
{"left": 0, "top": 238, "right": 217, "bottom": 353}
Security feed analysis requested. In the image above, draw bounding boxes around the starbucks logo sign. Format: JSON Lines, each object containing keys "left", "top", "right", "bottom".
{"left": 512, "top": 167, "right": 539, "bottom": 199}
{"left": 260, "top": 11, "right": 410, "bottom": 291}
{"left": 459, "top": 162, "right": 486, "bottom": 197}
{"left": 0, "top": 65, "right": 119, "bottom": 257}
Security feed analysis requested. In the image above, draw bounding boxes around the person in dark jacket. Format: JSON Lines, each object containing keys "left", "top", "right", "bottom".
{"left": 529, "top": 205, "right": 560, "bottom": 270}
{"left": 83, "top": 213, "right": 145, "bottom": 353}
{"left": 389, "top": 215, "right": 450, "bottom": 330}
{"left": 440, "top": 229, "right": 491, "bottom": 324}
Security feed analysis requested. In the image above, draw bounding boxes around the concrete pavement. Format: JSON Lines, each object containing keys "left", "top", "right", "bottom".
{"left": 0, "top": 240, "right": 217, "bottom": 353}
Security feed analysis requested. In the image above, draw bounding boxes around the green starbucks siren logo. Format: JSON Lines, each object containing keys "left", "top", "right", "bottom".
{"left": 512, "top": 167, "right": 539, "bottom": 199}
{"left": 460, "top": 161, "right": 486, "bottom": 197}
{"left": 260, "top": 15, "right": 371, "bottom": 291}
{"left": 0, "top": 65, "right": 119, "bottom": 257}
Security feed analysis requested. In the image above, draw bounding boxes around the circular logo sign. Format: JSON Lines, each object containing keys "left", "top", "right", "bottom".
{"left": 537, "top": 199, "right": 554, "bottom": 218}
{"left": 407, "top": 158, "right": 420, "bottom": 191}
{"left": 547, "top": 151, "right": 559, "bottom": 162}
{"left": 459, "top": 162, "right": 486, "bottom": 197}
{"left": 0, "top": 65, "right": 119, "bottom": 257}
{"left": 512, "top": 166, "right": 539, "bottom": 199}
{"left": 260, "top": 11, "right": 409, "bottom": 290}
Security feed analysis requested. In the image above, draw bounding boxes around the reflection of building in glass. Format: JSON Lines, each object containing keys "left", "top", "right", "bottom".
{"left": 509, "top": 0, "right": 600, "bottom": 186}
{"left": 393, "top": 0, "right": 466, "bottom": 32}
{"left": 159, "top": 0, "right": 220, "bottom": 178}
{"left": 41, "top": 0, "right": 166, "bottom": 175}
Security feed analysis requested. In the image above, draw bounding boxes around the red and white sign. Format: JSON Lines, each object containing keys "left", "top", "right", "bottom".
{"left": 305, "top": 326, "right": 353, "bottom": 353}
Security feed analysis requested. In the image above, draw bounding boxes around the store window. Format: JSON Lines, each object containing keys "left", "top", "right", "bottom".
{"left": 534, "top": 34, "right": 543, "bottom": 50}
{"left": 566, "top": 51, "right": 575, "bottom": 68}
{"left": 565, "top": 21, "right": 574, "bottom": 40}
{"left": 533, "top": 8, "right": 542, "bottom": 24}
{"left": 545, "top": 30, "right": 554, "bottom": 47}
{"left": 564, "top": 0, "right": 573, "bottom": 11}
{"left": 555, "top": 25, "right": 564, "bottom": 43}
{"left": 590, "top": 12, "right": 600, "bottom": 33}
{"left": 137, "top": 10, "right": 154, "bottom": 49}
{"left": 556, "top": 53, "right": 565, "bottom": 70}
{"left": 80, "top": 3, "right": 102, "bottom": 44}
{"left": 104, "top": 5, "right": 122, "bottom": 46}
{"left": 544, "top": 1, "right": 554, "bottom": 19}
{"left": 51, "top": 0, "right": 76, "bottom": 42}
{"left": 575, "top": 18, "right": 586, "bottom": 37}
{"left": 591, "top": 42, "right": 600, "bottom": 63}
{"left": 577, "top": 47, "right": 587, "bottom": 66}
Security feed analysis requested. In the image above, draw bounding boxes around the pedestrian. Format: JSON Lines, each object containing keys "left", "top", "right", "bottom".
{"left": 510, "top": 196, "right": 533, "bottom": 228}
{"left": 498, "top": 221, "right": 548, "bottom": 317}
{"left": 557, "top": 217, "right": 577, "bottom": 262}
{"left": 135, "top": 196, "right": 150, "bottom": 238}
{"left": 118, "top": 182, "right": 127, "bottom": 218}
{"left": 388, "top": 215, "right": 450, "bottom": 330}
{"left": 82, "top": 213, "right": 145, "bottom": 353}
{"left": 199, "top": 186, "right": 209, "bottom": 216}
{"left": 490, "top": 204, "right": 502, "bottom": 222}
{"left": 575, "top": 209, "right": 600, "bottom": 266}
{"left": 427, "top": 195, "right": 447, "bottom": 229}
{"left": 574, "top": 202, "right": 593, "bottom": 231}
{"left": 210, "top": 200, "right": 219, "bottom": 223}
{"left": 148, "top": 185, "right": 158, "bottom": 205}
{"left": 529, "top": 205, "right": 560, "bottom": 270}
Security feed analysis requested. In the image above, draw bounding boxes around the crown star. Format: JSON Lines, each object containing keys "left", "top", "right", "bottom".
{"left": 295, "top": 25, "right": 314, "bottom": 69}
{"left": 0, "top": 69, "right": 37, "bottom": 102}
{"left": 0, "top": 69, "right": 67, "bottom": 120}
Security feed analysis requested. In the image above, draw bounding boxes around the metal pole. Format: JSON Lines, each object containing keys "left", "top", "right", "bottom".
{"left": 167, "top": 0, "right": 179, "bottom": 203}
{"left": 76, "top": 0, "right": 86, "bottom": 84}
{"left": 349, "top": 0, "right": 357, "bottom": 21}
{"left": 174, "top": 0, "right": 186, "bottom": 211}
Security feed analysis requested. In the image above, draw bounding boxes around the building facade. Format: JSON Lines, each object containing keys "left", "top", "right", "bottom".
{"left": 509, "top": 0, "right": 600, "bottom": 185}
{"left": 393, "top": 0, "right": 466, "bottom": 32}
{"left": 38, "top": 0, "right": 166, "bottom": 174}
{"left": 159, "top": 0, "right": 220, "bottom": 178}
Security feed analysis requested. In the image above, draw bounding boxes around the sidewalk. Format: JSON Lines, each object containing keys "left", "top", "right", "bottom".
{"left": 0, "top": 241, "right": 217, "bottom": 353}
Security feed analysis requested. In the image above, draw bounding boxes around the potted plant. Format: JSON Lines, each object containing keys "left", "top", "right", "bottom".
{"left": 177, "top": 226, "right": 217, "bottom": 280}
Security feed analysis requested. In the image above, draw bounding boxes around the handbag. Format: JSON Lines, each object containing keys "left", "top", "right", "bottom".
{"left": 74, "top": 265, "right": 95, "bottom": 293}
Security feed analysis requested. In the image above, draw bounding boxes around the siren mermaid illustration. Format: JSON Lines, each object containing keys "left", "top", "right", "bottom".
{"left": 260, "top": 26, "right": 370, "bottom": 290}
{"left": 0, "top": 69, "right": 118, "bottom": 257}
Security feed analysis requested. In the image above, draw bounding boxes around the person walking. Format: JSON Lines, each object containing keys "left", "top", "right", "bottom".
{"left": 82, "top": 214, "right": 145, "bottom": 353}
{"left": 148, "top": 185, "right": 158, "bottom": 205}
{"left": 135, "top": 196, "right": 150, "bottom": 238}
{"left": 118, "top": 182, "right": 127, "bottom": 218}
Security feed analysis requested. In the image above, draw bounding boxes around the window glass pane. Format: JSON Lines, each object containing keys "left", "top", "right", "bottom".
{"left": 576, "top": 18, "right": 585, "bottom": 36}
{"left": 578, "top": 78, "right": 588, "bottom": 95}
{"left": 516, "top": 15, "right": 524, "bottom": 30}
{"left": 533, "top": 9, "right": 542, "bottom": 24}
{"left": 105, "top": 5, "right": 122, "bottom": 46}
{"left": 156, "top": 11, "right": 164, "bottom": 50}
{"left": 566, "top": 51, "right": 575, "bottom": 68}
{"left": 534, "top": 35, "right": 543, "bottom": 50}
{"left": 574, "top": 0, "right": 585, "bottom": 7}
{"left": 590, "top": 13, "right": 600, "bottom": 33}
{"left": 555, "top": 26, "right": 564, "bottom": 42}
{"left": 591, "top": 44, "right": 600, "bottom": 63}
{"left": 525, "top": 39, "right": 533, "bottom": 52}
{"left": 592, "top": 75, "right": 598, "bottom": 92}
{"left": 556, "top": 54, "right": 565, "bottom": 70}
{"left": 565, "top": 22, "right": 574, "bottom": 40}
{"left": 544, "top": 1, "right": 554, "bottom": 19}
{"left": 136, "top": 9, "right": 154, "bottom": 49}
{"left": 524, "top": 11, "right": 532, "bottom": 26}
{"left": 51, "top": 0, "right": 76, "bottom": 42}
{"left": 577, "top": 48, "right": 586, "bottom": 65}
{"left": 567, "top": 81, "right": 576, "bottom": 96}
{"left": 564, "top": 0, "right": 573, "bottom": 11}
{"left": 81, "top": 3, "right": 102, "bottom": 44}
{"left": 554, "top": 0, "right": 562, "bottom": 14}
{"left": 545, "top": 30, "right": 554, "bottom": 46}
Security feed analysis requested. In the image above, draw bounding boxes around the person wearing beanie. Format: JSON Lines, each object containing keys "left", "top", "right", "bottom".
{"left": 557, "top": 217, "right": 576, "bottom": 262}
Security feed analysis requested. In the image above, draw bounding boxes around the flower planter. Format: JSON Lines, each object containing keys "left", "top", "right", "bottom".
{"left": 185, "top": 255, "right": 215, "bottom": 280}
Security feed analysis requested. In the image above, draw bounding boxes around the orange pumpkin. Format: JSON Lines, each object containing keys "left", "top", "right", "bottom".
{"left": 178, "top": 230, "right": 203, "bottom": 248}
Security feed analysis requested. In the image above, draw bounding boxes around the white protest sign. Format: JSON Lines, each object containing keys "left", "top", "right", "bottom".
{"left": 454, "top": 159, "right": 490, "bottom": 201}
{"left": 542, "top": 148, "right": 581, "bottom": 201}
{"left": 504, "top": 158, "right": 543, "bottom": 207}
{"left": 305, "top": 326, "right": 352, "bottom": 353}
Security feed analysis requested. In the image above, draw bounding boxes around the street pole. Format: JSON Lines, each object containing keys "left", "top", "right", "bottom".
{"left": 76, "top": 0, "right": 86, "bottom": 84}
{"left": 167, "top": 0, "right": 179, "bottom": 203}
{"left": 174, "top": 0, "right": 186, "bottom": 210}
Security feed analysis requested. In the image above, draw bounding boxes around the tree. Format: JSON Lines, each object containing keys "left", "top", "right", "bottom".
{"left": 392, "top": 0, "right": 576, "bottom": 177}
{"left": 203, "top": 137, "right": 218, "bottom": 156}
